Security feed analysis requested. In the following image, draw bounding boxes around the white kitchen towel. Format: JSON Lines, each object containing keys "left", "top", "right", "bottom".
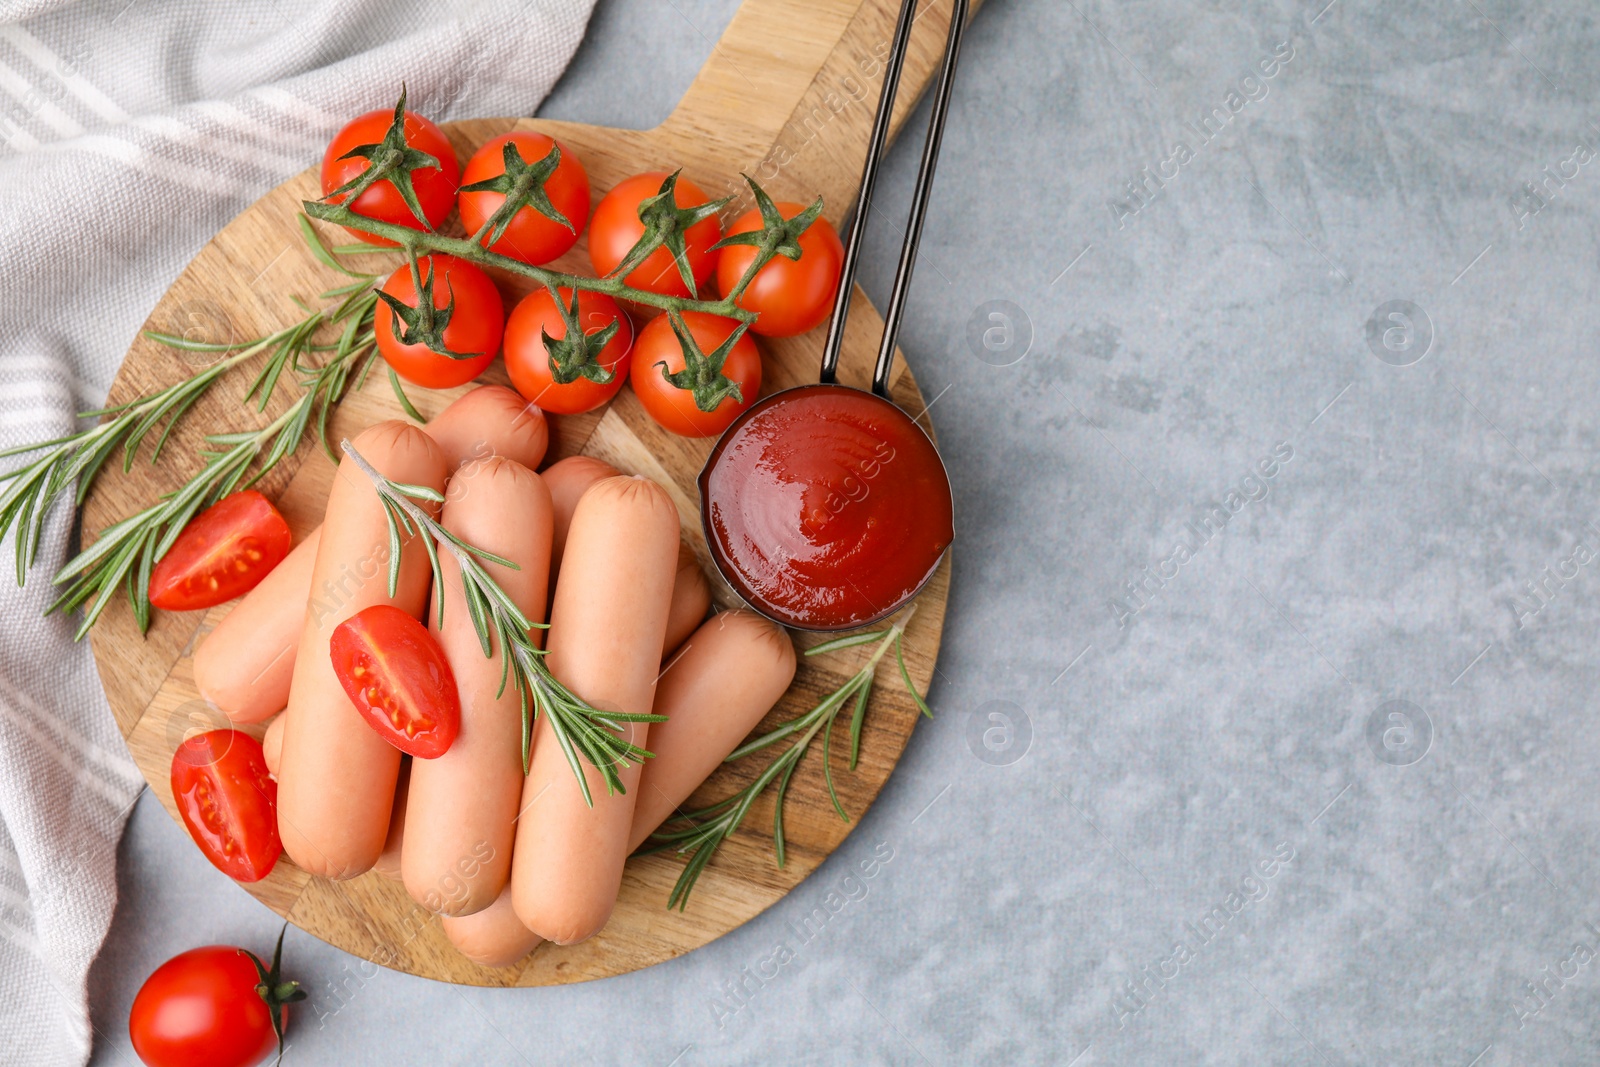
{"left": 0, "top": 1, "right": 598, "bottom": 1063}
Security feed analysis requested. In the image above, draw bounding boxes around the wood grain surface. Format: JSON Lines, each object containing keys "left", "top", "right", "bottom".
{"left": 85, "top": 0, "right": 974, "bottom": 986}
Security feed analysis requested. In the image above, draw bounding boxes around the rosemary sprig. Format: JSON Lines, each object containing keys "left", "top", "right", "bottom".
{"left": 646, "top": 606, "right": 931, "bottom": 910}
{"left": 0, "top": 216, "right": 380, "bottom": 635}
{"left": 45, "top": 293, "right": 379, "bottom": 638}
{"left": 0, "top": 220, "right": 381, "bottom": 636}
{"left": 340, "top": 441, "right": 667, "bottom": 805}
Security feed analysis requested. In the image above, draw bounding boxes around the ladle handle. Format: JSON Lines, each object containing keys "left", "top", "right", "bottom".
{"left": 819, "top": 0, "right": 972, "bottom": 398}
{"left": 871, "top": 0, "right": 970, "bottom": 396}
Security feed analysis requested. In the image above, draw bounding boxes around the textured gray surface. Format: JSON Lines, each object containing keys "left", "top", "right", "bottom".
{"left": 87, "top": 0, "right": 1600, "bottom": 1064}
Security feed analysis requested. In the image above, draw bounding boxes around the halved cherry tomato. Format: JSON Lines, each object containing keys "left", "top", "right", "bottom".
{"left": 319, "top": 105, "right": 459, "bottom": 247}
{"left": 148, "top": 491, "right": 291, "bottom": 612}
{"left": 630, "top": 312, "right": 762, "bottom": 437}
{"left": 589, "top": 172, "right": 722, "bottom": 298}
{"left": 130, "top": 941, "right": 297, "bottom": 1067}
{"left": 330, "top": 604, "right": 460, "bottom": 759}
{"left": 458, "top": 132, "right": 590, "bottom": 265}
{"left": 375, "top": 255, "right": 503, "bottom": 389}
{"left": 504, "top": 288, "right": 633, "bottom": 415}
{"left": 717, "top": 204, "right": 844, "bottom": 337}
{"left": 170, "top": 730, "right": 281, "bottom": 883}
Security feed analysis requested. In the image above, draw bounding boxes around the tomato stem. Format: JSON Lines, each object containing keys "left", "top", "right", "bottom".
{"left": 459, "top": 138, "right": 575, "bottom": 248}
{"left": 657, "top": 311, "right": 750, "bottom": 414}
{"left": 539, "top": 285, "right": 623, "bottom": 386}
{"left": 307, "top": 197, "right": 759, "bottom": 324}
{"left": 243, "top": 923, "right": 306, "bottom": 1067}
{"left": 319, "top": 84, "right": 443, "bottom": 235}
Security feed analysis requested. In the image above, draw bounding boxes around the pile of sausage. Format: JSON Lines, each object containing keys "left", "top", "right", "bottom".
{"left": 191, "top": 386, "right": 798, "bottom": 965}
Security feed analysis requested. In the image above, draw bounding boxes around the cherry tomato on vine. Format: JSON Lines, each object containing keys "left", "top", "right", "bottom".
{"left": 717, "top": 204, "right": 844, "bottom": 337}
{"left": 504, "top": 288, "right": 634, "bottom": 415}
{"left": 319, "top": 102, "right": 459, "bottom": 248}
{"left": 147, "top": 491, "right": 292, "bottom": 612}
{"left": 630, "top": 312, "right": 761, "bottom": 438}
{"left": 170, "top": 730, "right": 281, "bottom": 883}
{"left": 458, "top": 132, "right": 590, "bottom": 265}
{"left": 375, "top": 255, "right": 503, "bottom": 389}
{"left": 589, "top": 172, "right": 722, "bottom": 298}
{"left": 130, "top": 936, "right": 301, "bottom": 1067}
{"left": 330, "top": 604, "right": 461, "bottom": 758}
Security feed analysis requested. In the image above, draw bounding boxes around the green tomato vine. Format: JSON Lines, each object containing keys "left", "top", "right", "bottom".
{"left": 307, "top": 88, "right": 827, "bottom": 415}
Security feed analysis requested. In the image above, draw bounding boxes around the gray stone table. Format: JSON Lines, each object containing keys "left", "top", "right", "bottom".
{"left": 88, "top": 0, "right": 1600, "bottom": 1063}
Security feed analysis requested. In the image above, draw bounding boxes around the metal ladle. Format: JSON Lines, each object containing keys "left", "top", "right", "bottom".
{"left": 698, "top": 0, "right": 969, "bottom": 632}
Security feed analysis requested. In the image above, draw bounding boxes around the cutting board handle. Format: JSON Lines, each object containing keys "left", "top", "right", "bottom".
{"left": 660, "top": 0, "right": 978, "bottom": 216}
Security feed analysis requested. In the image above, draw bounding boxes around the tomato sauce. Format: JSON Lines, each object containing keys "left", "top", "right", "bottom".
{"left": 700, "top": 385, "right": 954, "bottom": 630}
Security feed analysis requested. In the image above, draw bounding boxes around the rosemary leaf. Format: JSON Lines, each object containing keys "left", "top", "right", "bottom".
{"left": 380, "top": 499, "right": 404, "bottom": 598}
{"left": 896, "top": 630, "right": 934, "bottom": 719}
{"left": 298, "top": 213, "right": 370, "bottom": 279}
{"left": 805, "top": 629, "right": 887, "bottom": 657}
{"left": 771, "top": 756, "right": 800, "bottom": 868}
{"left": 820, "top": 710, "right": 848, "bottom": 822}
{"left": 388, "top": 366, "right": 424, "bottom": 422}
{"left": 847, "top": 676, "right": 871, "bottom": 771}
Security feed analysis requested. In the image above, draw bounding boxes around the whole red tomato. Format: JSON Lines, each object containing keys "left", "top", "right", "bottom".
{"left": 716, "top": 204, "right": 844, "bottom": 337}
{"left": 458, "top": 132, "right": 590, "bottom": 265}
{"left": 589, "top": 172, "right": 722, "bottom": 298}
{"left": 148, "top": 491, "right": 292, "bottom": 612}
{"left": 630, "top": 312, "right": 761, "bottom": 437}
{"left": 320, "top": 101, "right": 459, "bottom": 248}
{"left": 129, "top": 933, "right": 302, "bottom": 1067}
{"left": 330, "top": 604, "right": 461, "bottom": 758}
{"left": 504, "top": 288, "right": 633, "bottom": 415}
{"left": 170, "top": 730, "right": 280, "bottom": 883}
{"left": 375, "top": 255, "right": 503, "bottom": 389}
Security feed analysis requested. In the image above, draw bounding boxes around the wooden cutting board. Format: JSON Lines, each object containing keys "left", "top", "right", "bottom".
{"left": 85, "top": 0, "right": 974, "bottom": 986}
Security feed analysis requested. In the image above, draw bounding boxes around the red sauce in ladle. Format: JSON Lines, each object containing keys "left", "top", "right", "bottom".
{"left": 700, "top": 385, "right": 954, "bottom": 631}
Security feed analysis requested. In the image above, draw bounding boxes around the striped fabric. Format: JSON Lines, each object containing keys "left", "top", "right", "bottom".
{"left": 0, "top": 2, "right": 597, "bottom": 1063}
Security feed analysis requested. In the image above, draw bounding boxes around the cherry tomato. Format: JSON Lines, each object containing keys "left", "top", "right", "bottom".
{"left": 504, "top": 288, "right": 634, "bottom": 415}
{"left": 375, "top": 255, "right": 503, "bottom": 389}
{"left": 716, "top": 204, "right": 844, "bottom": 337}
{"left": 330, "top": 604, "right": 461, "bottom": 758}
{"left": 319, "top": 106, "right": 459, "bottom": 248}
{"left": 458, "top": 132, "right": 590, "bottom": 265}
{"left": 170, "top": 730, "right": 280, "bottom": 883}
{"left": 589, "top": 172, "right": 722, "bottom": 298}
{"left": 148, "top": 491, "right": 292, "bottom": 612}
{"left": 630, "top": 312, "right": 762, "bottom": 438}
{"left": 130, "top": 942, "right": 295, "bottom": 1067}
